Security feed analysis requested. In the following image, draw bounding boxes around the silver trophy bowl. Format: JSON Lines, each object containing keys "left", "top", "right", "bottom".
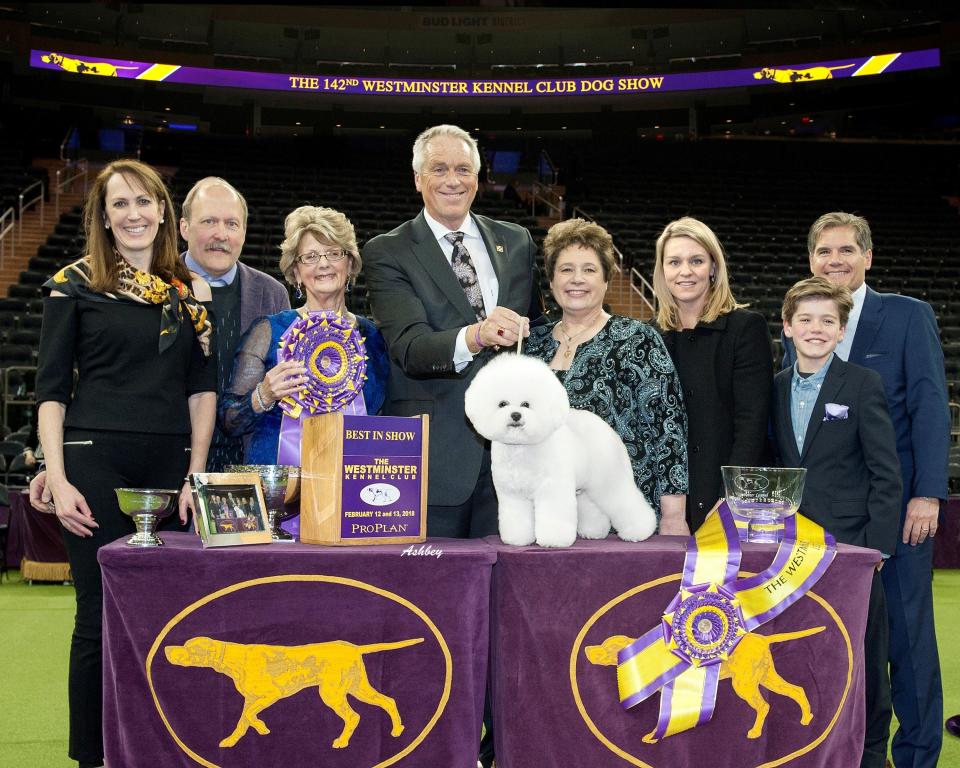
{"left": 115, "top": 488, "right": 180, "bottom": 547}
{"left": 227, "top": 464, "right": 299, "bottom": 541}
{"left": 721, "top": 466, "right": 807, "bottom": 544}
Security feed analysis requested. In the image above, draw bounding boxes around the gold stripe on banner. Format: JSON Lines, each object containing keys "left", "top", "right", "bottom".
{"left": 137, "top": 63, "right": 180, "bottom": 81}
{"left": 737, "top": 516, "right": 829, "bottom": 624}
{"left": 690, "top": 510, "right": 732, "bottom": 586}
{"left": 853, "top": 53, "right": 900, "bottom": 77}
{"left": 662, "top": 666, "right": 709, "bottom": 738}
{"left": 617, "top": 638, "right": 686, "bottom": 703}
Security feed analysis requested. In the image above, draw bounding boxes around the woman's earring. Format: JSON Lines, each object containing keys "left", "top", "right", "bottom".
{"left": 295, "top": 282, "right": 303, "bottom": 300}
{"left": 159, "top": 217, "right": 165, "bottom": 224}
{"left": 104, "top": 223, "right": 110, "bottom": 230}
{"left": 710, "top": 272, "right": 716, "bottom": 284}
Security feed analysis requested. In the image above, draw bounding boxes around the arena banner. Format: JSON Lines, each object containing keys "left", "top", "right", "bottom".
{"left": 30, "top": 48, "right": 938, "bottom": 97}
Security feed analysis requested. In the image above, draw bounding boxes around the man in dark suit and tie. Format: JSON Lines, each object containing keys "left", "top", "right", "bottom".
{"left": 364, "top": 124, "right": 540, "bottom": 768}
{"left": 363, "top": 124, "right": 541, "bottom": 540}
{"left": 782, "top": 213, "right": 950, "bottom": 768}
{"left": 775, "top": 276, "right": 901, "bottom": 768}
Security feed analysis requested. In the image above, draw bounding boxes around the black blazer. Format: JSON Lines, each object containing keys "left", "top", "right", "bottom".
{"left": 659, "top": 308, "right": 773, "bottom": 530}
{"left": 363, "top": 211, "right": 541, "bottom": 506}
{"left": 772, "top": 357, "right": 902, "bottom": 555}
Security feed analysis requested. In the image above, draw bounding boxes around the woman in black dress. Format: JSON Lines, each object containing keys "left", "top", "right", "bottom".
{"left": 653, "top": 216, "right": 773, "bottom": 532}
{"left": 36, "top": 159, "right": 216, "bottom": 767}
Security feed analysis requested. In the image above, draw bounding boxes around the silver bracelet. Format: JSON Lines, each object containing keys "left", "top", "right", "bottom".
{"left": 255, "top": 382, "right": 276, "bottom": 412}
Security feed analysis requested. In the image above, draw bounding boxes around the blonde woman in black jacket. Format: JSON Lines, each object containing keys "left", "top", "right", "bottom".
{"left": 653, "top": 217, "right": 774, "bottom": 532}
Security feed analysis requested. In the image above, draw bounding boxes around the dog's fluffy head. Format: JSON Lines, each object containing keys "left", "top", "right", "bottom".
{"left": 464, "top": 355, "right": 569, "bottom": 445}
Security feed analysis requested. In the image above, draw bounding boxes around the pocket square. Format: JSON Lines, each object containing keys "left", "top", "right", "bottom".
{"left": 823, "top": 402, "right": 849, "bottom": 421}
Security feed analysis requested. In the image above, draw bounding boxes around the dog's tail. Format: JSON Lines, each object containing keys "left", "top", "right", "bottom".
{"left": 359, "top": 638, "right": 425, "bottom": 655}
{"left": 762, "top": 626, "right": 826, "bottom": 645}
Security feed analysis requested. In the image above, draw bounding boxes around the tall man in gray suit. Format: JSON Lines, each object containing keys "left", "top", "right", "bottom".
{"left": 179, "top": 177, "right": 290, "bottom": 470}
{"left": 364, "top": 122, "right": 541, "bottom": 768}
{"left": 364, "top": 125, "right": 541, "bottom": 541}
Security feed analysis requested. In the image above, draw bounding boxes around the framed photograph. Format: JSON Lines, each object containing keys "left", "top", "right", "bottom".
{"left": 190, "top": 472, "right": 272, "bottom": 547}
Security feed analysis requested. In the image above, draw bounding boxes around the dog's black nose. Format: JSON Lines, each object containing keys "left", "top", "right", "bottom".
{"left": 510, "top": 411, "right": 522, "bottom": 422}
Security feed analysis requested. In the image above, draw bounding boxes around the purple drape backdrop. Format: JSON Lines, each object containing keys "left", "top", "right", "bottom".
{"left": 0, "top": 499, "right": 19, "bottom": 570}
{"left": 489, "top": 536, "right": 877, "bottom": 768}
{"left": 99, "top": 534, "right": 495, "bottom": 768}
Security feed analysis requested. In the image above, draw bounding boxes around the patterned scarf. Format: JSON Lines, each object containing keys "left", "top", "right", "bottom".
{"left": 47, "top": 254, "right": 213, "bottom": 357}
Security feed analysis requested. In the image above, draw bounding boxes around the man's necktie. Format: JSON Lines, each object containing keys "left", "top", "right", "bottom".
{"left": 444, "top": 231, "right": 486, "bottom": 320}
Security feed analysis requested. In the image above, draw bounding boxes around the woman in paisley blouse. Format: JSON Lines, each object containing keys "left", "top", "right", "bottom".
{"left": 525, "top": 218, "right": 689, "bottom": 534}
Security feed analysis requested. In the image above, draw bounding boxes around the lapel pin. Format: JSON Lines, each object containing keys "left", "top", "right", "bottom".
{"left": 495, "top": 245, "right": 504, "bottom": 253}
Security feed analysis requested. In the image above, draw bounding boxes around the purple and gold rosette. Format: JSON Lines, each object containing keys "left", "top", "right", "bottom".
{"left": 275, "top": 310, "right": 368, "bottom": 466}
{"left": 616, "top": 502, "right": 835, "bottom": 742}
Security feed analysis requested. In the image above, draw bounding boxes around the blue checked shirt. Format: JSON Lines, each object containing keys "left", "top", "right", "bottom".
{"left": 790, "top": 354, "right": 835, "bottom": 454}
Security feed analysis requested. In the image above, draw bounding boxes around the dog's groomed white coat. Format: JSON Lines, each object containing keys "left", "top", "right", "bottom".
{"left": 465, "top": 355, "right": 657, "bottom": 547}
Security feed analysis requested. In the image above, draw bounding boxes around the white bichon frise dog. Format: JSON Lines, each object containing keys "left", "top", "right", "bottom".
{"left": 464, "top": 354, "right": 657, "bottom": 548}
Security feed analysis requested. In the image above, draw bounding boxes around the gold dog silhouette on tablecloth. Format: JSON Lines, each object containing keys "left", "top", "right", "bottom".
{"left": 164, "top": 635, "right": 424, "bottom": 748}
{"left": 753, "top": 64, "right": 855, "bottom": 83}
{"left": 585, "top": 626, "right": 825, "bottom": 742}
{"left": 41, "top": 52, "right": 139, "bottom": 76}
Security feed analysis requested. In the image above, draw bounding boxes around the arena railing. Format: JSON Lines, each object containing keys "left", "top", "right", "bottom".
{"left": 0, "top": 207, "right": 15, "bottom": 269}
{"left": 18, "top": 181, "right": 45, "bottom": 243}
{"left": 531, "top": 181, "right": 564, "bottom": 219}
{"left": 571, "top": 204, "right": 657, "bottom": 318}
{"left": 59, "top": 126, "right": 78, "bottom": 163}
{"left": 539, "top": 150, "right": 559, "bottom": 185}
{"left": 55, "top": 159, "right": 89, "bottom": 215}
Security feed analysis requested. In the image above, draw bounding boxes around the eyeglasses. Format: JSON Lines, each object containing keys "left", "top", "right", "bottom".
{"left": 297, "top": 249, "right": 348, "bottom": 264}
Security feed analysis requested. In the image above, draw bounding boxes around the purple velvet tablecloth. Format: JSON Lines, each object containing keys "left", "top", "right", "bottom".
{"left": 489, "top": 535, "right": 877, "bottom": 768}
{"left": 99, "top": 534, "right": 495, "bottom": 768}
{"left": 10, "top": 489, "right": 68, "bottom": 573}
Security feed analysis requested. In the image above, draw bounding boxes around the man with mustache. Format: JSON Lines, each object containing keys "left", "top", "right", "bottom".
{"left": 179, "top": 177, "right": 290, "bottom": 470}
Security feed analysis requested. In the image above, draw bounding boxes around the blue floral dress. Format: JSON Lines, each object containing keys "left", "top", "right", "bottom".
{"left": 218, "top": 309, "right": 389, "bottom": 463}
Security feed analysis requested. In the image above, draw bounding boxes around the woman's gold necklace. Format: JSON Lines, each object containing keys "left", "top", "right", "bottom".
{"left": 556, "top": 309, "right": 605, "bottom": 359}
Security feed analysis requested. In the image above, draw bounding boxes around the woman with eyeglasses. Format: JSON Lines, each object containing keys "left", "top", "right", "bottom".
{"left": 218, "top": 206, "right": 388, "bottom": 463}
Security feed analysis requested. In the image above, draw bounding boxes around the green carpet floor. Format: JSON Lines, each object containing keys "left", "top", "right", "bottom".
{"left": 1, "top": 570, "right": 958, "bottom": 767}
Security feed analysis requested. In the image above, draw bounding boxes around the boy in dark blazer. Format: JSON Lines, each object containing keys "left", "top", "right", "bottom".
{"left": 773, "top": 276, "right": 901, "bottom": 768}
